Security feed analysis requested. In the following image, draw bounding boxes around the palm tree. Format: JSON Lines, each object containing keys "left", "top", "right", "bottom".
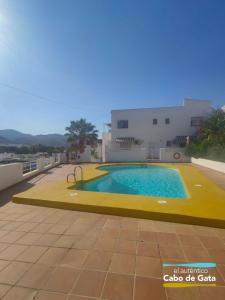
{"left": 65, "top": 118, "right": 98, "bottom": 155}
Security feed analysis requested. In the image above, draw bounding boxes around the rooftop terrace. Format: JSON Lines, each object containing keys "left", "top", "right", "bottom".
{"left": 0, "top": 164, "right": 224, "bottom": 299}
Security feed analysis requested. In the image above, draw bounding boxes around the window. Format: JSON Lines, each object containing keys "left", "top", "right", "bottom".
{"left": 119, "top": 142, "right": 131, "bottom": 150}
{"left": 165, "top": 118, "right": 170, "bottom": 124}
{"left": 166, "top": 141, "right": 172, "bottom": 147}
{"left": 117, "top": 120, "right": 128, "bottom": 129}
{"left": 191, "top": 117, "right": 203, "bottom": 127}
{"left": 153, "top": 118, "right": 158, "bottom": 125}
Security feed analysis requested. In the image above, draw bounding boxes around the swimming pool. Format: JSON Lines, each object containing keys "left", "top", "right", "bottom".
{"left": 76, "top": 164, "right": 188, "bottom": 199}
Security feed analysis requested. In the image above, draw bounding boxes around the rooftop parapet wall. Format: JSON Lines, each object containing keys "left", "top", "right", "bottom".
{"left": 0, "top": 154, "right": 63, "bottom": 191}
{"left": 191, "top": 158, "right": 225, "bottom": 174}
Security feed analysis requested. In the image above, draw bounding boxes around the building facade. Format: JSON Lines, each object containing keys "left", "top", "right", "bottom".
{"left": 102, "top": 99, "right": 213, "bottom": 162}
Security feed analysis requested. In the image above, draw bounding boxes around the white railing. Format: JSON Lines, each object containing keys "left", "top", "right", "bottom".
{"left": 0, "top": 153, "right": 64, "bottom": 191}
{"left": 22, "top": 161, "right": 38, "bottom": 174}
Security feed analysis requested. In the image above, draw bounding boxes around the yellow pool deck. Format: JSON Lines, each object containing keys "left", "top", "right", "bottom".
{"left": 13, "top": 163, "right": 225, "bottom": 228}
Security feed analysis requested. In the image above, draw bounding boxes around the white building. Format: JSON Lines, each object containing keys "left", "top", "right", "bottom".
{"left": 102, "top": 99, "right": 213, "bottom": 162}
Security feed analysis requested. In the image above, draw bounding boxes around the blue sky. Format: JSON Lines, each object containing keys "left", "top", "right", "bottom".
{"left": 0, "top": 0, "right": 225, "bottom": 135}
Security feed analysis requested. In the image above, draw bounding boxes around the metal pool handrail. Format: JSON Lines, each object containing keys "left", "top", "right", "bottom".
{"left": 66, "top": 165, "right": 83, "bottom": 183}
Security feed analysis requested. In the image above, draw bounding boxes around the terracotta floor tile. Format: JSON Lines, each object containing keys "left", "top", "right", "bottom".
{"left": 135, "top": 277, "right": 166, "bottom": 300}
{"left": 73, "top": 236, "right": 97, "bottom": 250}
{"left": 100, "top": 228, "right": 120, "bottom": 239}
{"left": 139, "top": 220, "right": 155, "bottom": 232}
{"left": 0, "top": 231, "right": 25, "bottom": 243}
{"left": 199, "top": 286, "right": 225, "bottom": 300}
{"left": 35, "top": 291, "right": 67, "bottom": 300}
{"left": 178, "top": 234, "right": 203, "bottom": 247}
{"left": 109, "top": 253, "right": 135, "bottom": 274}
{"left": 54, "top": 235, "right": 80, "bottom": 248}
{"left": 136, "top": 256, "right": 162, "bottom": 278}
{"left": 102, "top": 273, "right": 133, "bottom": 300}
{"left": 18, "top": 264, "right": 53, "bottom": 289}
{"left": 72, "top": 269, "right": 106, "bottom": 298}
{"left": 2, "top": 286, "right": 37, "bottom": 300}
{"left": 159, "top": 245, "right": 185, "bottom": 260}
{"left": 32, "top": 223, "right": 54, "bottom": 233}
{"left": 0, "top": 284, "right": 11, "bottom": 298}
{"left": 199, "top": 236, "right": 225, "bottom": 249}
{"left": 183, "top": 246, "right": 211, "bottom": 262}
{"left": 68, "top": 296, "right": 99, "bottom": 300}
{"left": 207, "top": 249, "right": 225, "bottom": 264}
{"left": 0, "top": 245, "right": 27, "bottom": 260}
{"left": 119, "top": 229, "right": 139, "bottom": 241}
{"left": 115, "top": 239, "right": 137, "bottom": 255}
{"left": 0, "top": 230, "right": 8, "bottom": 238}
{"left": 194, "top": 226, "right": 218, "bottom": 237}
{"left": 0, "top": 261, "right": 31, "bottom": 285}
{"left": 166, "top": 287, "right": 201, "bottom": 300}
{"left": 104, "top": 219, "right": 121, "bottom": 229}
{"left": 1, "top": 221, "right": 22, "bottom": 231}
{"left": 15, "top": 222, "right": 37, "bottom": 232}
{"left": 84, "top": 250, "right": 112, "bottom": 271}
{"left": 65, "top": 224, "right": 90, "bottom": 235}
{"left": 0, "top": 260, "right": 10, "bottom": 272}
{"left": 60, "top": 249, "right": 88, "bottom": 268}
{"left": 33, "top": 233, "right": 60, "bottom": 246}
{"left": 156, "top": 233, "right": 180, "bottom": 246}
{"left": 0, "top": 243, "right": 9, "bottom": 253}
{"left": 153, "top": 221, "right": 176, "bottom": 233}
{"left": 121, "top": 220, "right": 138, "bottom": 231}
{"left": 215, "top": 228, "right": 225, "bottom": 239}
{"left": 218, "top": 264, "right": 225, "bottom": 280}
{"left": 48, "top": 224, "right": 69, "bottom": 235}
{"left": 16, "top": 232, "right": 42, "bottom": 245}
{"left": 0, "top": 221, "right": 9, "bottom": 229}
{"left": 94, "top": 237, "right": 116, "bottom": 252}
{"left": 44, "top": 266, "right": 80, "bottom": 293}
{"left": 37, "top": 247, "right": 67, "bottom": 266}
{"left": 139, "top": 231, "right": 157, "bottom": 243}
{"left": 16, "top": 245, "right": 48, "bottom": 263}
{"left": 137, "top": 241, "right": 160, "bottom": 257}
{"left": 174, "top": 224, "right": 195, "bottom": 235}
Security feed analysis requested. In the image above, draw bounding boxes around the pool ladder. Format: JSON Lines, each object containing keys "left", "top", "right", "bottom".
{"left": 67, "top": 166, "right": 83, "bottom": 183}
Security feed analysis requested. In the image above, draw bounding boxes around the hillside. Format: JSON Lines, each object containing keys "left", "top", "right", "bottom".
{"left": 0, "top": 129, "right": 67, "bottom": 147}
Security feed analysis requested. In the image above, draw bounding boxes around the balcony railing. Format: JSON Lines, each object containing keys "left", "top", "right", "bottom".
{"left": 22, "top": 161, "right": 37, "bottom": 174}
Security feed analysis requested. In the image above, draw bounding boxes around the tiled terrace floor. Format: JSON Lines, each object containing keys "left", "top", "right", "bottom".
{"left": 0, "top": 164, "right": 224, "bottom": 300}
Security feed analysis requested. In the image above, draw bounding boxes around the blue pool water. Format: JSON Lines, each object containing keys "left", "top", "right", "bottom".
{"left": 76, "top": 165, "right": 187, "bottom": 199}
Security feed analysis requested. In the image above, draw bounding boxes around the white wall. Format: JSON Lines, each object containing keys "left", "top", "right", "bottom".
{"left": 0, "top": 154, "right": 63, "bottom": 191}
{"left": 102, "top": 99, "right": 212, "bottom": 162}
{"left": 108, "top": 148, "right": 147, "bottom": 162}
{"left": 111, "top": 99, "right": 212, "bottom": 150}
{"left": 77, "top": 146, "right": 92, "bottom": 163}
{"left": 160, "top": 148, "right": 190, "bottom": 162}
{"left": 0, "top": 163, "right": 23, "bottom": 191}
{"left": 102, "top": 132, "right": 112, "bottom": 162}
{"left": 191, "top": 157, "right": 225, "bottom": 174}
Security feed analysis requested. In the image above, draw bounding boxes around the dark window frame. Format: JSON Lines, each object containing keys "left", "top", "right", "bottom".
{"left": 153, "top": 118, "right": 158, "bottom": 125}
{"left": 166, "top": 140, "right": 172, "bottom": 147}
{"left": 191, "top": 117, "right": 203, "bottom": 127}
{"left": 165, "top": 118, "right": 170, "bottom": 124}
{"left": 117, "top": 120, "right": 128, "bottom": 129}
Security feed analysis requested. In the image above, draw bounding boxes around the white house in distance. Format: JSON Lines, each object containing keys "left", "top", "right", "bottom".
{"left": 102, "top": 99, "right": 213, "bottom": 162}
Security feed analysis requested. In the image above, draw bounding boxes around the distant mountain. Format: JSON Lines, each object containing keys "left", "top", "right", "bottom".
{"left": 0, "top": 135, "right": 10, "bottom": 144}
{"left": 0, "top": 129, "right": 67, "bottom": 147}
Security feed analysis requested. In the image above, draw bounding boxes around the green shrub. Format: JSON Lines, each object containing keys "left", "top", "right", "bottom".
{"left": 185, "top": 109, "right": 225, "bottom": 162}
